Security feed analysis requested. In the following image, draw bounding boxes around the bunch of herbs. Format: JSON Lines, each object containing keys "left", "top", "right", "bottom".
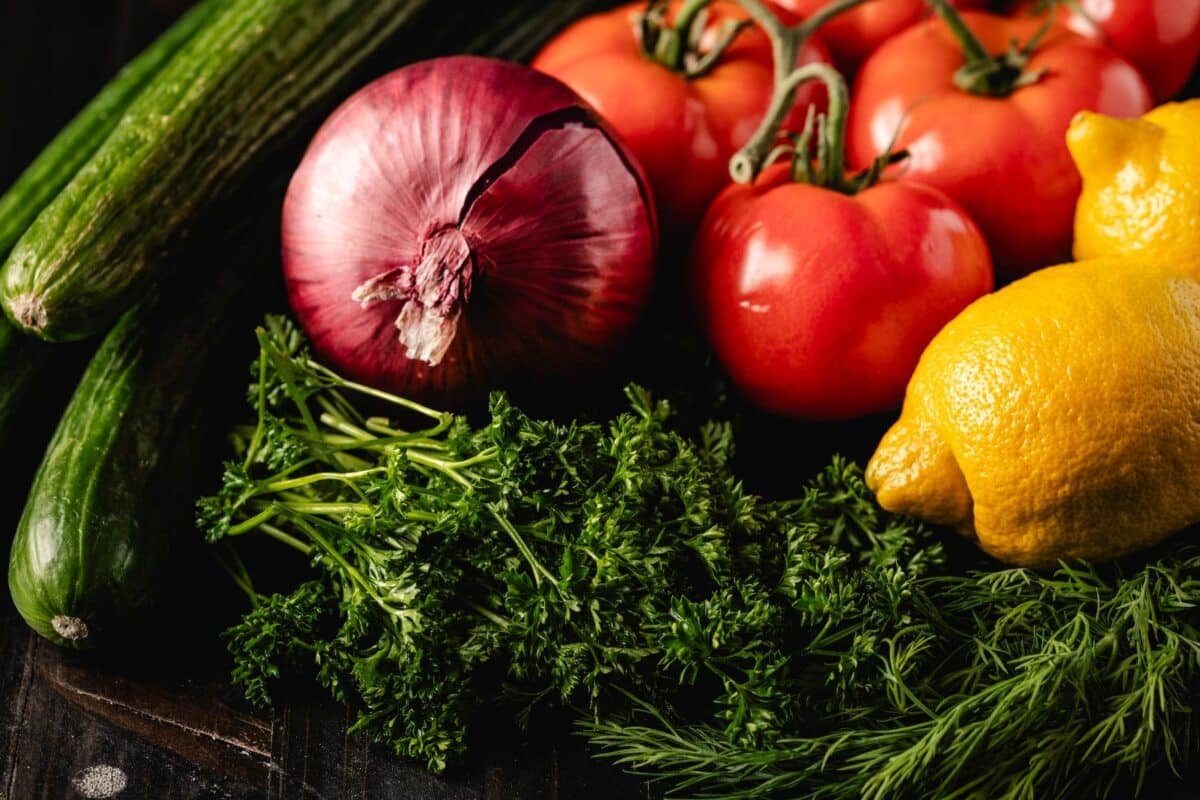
{"left": 200, "top": 317, "right": 1200, "bottom": 798}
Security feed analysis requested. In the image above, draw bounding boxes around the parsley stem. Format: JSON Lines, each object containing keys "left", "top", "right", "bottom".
{"left": 212, "top": 543, "right": 260, "bottom": 606}
{"left": 332, "top": 451, "right": 373, "bottom": 473}
{"left": 320, "top": 413, "right": 375, "bottom": 441}
{"left": 407, "top": 450, "right": 475, "bottom": 490}
{"left": 398, "top": 437, "right": 451, "bottom": 451}
{"left": 303, "top": 358, "right": 449, "bottom": 423}
{"left": 265, "top": 467, "right": 388, "bottom": 493}
{"left": 259, "top": 522, "right": 313, "bottom": 555}
{"left": 288, "top": 515, "right": 396, "bottom": 616}
{"left": 488, "top": 505, "right": 559, "bottom": 588}
{"left": 227, "top": 505, "right": 281, "bottom": 536}
{"left": 365, "top": 417, "right": 407, "bottom": 437}
{"left": 468, "top": 600, "right": 511, "bottom": 629}
{"left": 243, "top": 347, "right": 269, "bottom": 471}
{"left": 284, "top": 501, "right": 373, "bottom": 516}
{"left": 440, "top": 446, "right": 500, "bottom": 470}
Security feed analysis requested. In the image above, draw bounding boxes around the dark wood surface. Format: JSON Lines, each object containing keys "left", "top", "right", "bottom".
{"left": 0, "top": 608, "right": 650, "bottom": 799}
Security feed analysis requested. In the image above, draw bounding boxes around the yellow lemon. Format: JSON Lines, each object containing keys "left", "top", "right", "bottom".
{"left": 866, "top": 257, "right": 1200, "bottom": 568}
{"left": 1069, "top": 100, "right": 1200, "bottom": 265}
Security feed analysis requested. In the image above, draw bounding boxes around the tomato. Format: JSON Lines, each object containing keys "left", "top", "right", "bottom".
{"left": 777, "top": 0, "right": 991, "bottom": 72}
{"left": 848, "top": 9, "right": 1152, "bottom": 279}
{"left": 533, "top": 1, "right": 831, "bottom": 234}
{"left": 692, "top": 164, "right": 993, "bottom": 420}
{"left": 1011, "top": 0, "right": 1200, "bottom": 101}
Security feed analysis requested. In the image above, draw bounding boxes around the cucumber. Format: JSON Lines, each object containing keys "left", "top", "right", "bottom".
{"left": 0, "top": 0, "right": 222, "bottom": 258}
{"left": 4, "top": 0, "right": 613, "bottom": 648}
{"left": 0, "top": 0, "right": 434, "bottom": 342}
{"left": 0, "top": 0, "right": 220, "bottom": 451}
{"left": 6, "top": 269, "right": 247, "bottom": 649}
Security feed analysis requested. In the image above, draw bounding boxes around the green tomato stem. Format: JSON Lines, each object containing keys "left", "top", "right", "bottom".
{"left": 638, "top": 0, "right": 753, "bottom": 80}
{"left": 927, "top": 0, "right": 990, "bottom": 66}
{"left": 730, "top": 62, "right": 850, "bottom": 189}
{"left": 729, "top": 0, "right": 869, "bottom": 187}
{"left": 664, "top": 0, "right": 713, "bottom": 69}
{"left": 928, "top": 0, "right": 1050, "bottom": 98}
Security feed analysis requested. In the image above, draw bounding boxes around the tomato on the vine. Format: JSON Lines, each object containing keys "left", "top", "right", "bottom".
{"left": 776, "top": 0, "right": 990, "bottom": 72}
{"left": 695, "top": 170, "right": 993, "bottom": 419}
{"left": 692, "top": 38, "right": 993, "bottom": 420}
{"left": 848, "top": 5, "right": 1152, "bottom": 279}
{"left": 1011, "top": 0, "right": 1200, "bottom": 101}
{"left": 533, "top": 0, "right": 832, "bottom": 234}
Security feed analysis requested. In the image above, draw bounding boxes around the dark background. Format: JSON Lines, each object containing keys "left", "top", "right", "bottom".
{"left": 0, "top": 1, "right": 194, "bottom": 190}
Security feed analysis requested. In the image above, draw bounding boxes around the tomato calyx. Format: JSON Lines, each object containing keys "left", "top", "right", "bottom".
{"left": 638, "top": 0, "right": 751, "bottom": 78}
{"left": 729, "top": 0, "right": 903, "bottom": 194}
{"left": 928, "top": 0, "right": 1051, "bottom": 98}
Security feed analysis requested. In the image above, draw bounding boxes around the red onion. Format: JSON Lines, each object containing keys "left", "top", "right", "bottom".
{"left": 282, "top": 56, "right": 658, "bottom": 406}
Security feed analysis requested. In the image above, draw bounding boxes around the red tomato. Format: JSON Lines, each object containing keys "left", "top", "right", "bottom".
{"left": 1011, "top": 0, "right": 1200, "bottom": 100}
{"left": 778, "top": 0, "right": 990, "bottom": 72}
{"left": 848, "top": 11, "right": 1152, "bottom": 279}
{"left": 533, "top": 1, "right": 831, "bottom": 233}
{"left": 691, "top": 165, "right": 993, "bottom": 420}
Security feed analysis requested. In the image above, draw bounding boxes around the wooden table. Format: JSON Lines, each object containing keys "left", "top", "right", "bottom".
{"left": 0, "top": 609, "right": 651, "bottom": 798}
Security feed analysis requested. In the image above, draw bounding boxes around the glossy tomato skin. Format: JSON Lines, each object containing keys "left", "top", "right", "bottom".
{"left": 691, "top": 166, "right": 994, "bottom": 420}
{"left": 849, "top": 12, "right": 1152, "bottom": 279}
{"left": 777, "top": 0, "right": 990, "bottom": 72}
{"left": 1013, "top": 0, "right": 1200, "bottom": 101}
{"left": 533, "top": 1, "right": 831, "bottom": 233}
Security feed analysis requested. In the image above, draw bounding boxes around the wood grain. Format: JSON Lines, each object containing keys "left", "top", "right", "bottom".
{"left": 39, "top": 646, "right": 271, "bottom": 785}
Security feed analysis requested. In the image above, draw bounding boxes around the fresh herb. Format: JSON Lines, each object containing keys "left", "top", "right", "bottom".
{"left": 200, "top": 317, "right": 1200, "bottom": 798}
{"left": 588, "top": 551, "right": 1200, "bottom": 799}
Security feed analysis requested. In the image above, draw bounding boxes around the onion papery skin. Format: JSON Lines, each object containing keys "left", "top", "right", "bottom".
{"left": 282, "top": 56, "right": 658, "bottom": 407}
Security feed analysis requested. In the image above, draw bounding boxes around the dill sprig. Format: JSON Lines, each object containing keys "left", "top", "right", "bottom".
{"left": 200, "top": 316, "right": 1200, "bottom": 798}
{"left": 587, "top": 552, "right": 1200, "bottom": 800}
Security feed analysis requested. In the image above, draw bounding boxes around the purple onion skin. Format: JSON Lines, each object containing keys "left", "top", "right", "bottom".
{"left": 282, "top": 56, "right": 658, "bottom": 408}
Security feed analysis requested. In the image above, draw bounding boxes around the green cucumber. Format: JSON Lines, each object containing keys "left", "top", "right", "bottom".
{"left": 4, "top": 0, "right": 613, "bottom": 649}
{"left": 0, "top": 0, "right": 434, "bottom": 342}
{"left": 0, "top": 0, "right": 220, "bottom": 452}
{"left": 6, "top": 267, "right": 248, "bottom": 649}
{"left": 0, "top": 0, "right": 223, "bottom": 258}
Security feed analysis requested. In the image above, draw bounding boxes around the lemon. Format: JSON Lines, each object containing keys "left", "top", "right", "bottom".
{"left": 1069, "top": 101, "right": 1200, "bottom": 265}
{"left": 866, "top": 257, "right": 1200, "bottom": 568}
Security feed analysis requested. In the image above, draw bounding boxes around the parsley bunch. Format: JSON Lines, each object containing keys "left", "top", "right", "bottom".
{"left": 200, "top": 317, "right": 1200, "bottom": 798}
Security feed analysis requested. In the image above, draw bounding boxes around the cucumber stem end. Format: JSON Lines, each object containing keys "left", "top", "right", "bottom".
{"left": 51, "top": 615, "right": 89, "bottom": 641}
{"left": 9, "top": 293, "right": 48, "bottom": 334}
